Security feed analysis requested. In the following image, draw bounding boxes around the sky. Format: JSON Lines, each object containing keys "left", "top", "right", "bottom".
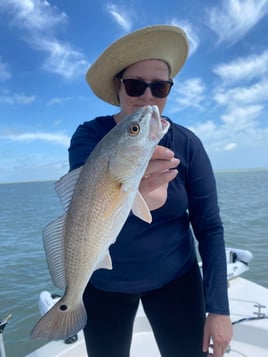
{"left": 0, "top": 0, "right": 268, "bottom": 183}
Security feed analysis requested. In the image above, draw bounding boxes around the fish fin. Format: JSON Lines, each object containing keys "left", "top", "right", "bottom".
{"left": 132, "top": 191, "right": 152, "bottom": 223}
{"left": 43, "top": 215, "right": 66, "bottom": 290}
{"left": 55, "top": 166, "right": 83, "bottom": 211}
{"left": 96, "top": 252, "right": 113, "bottom": 270}
{"left": 103, "top": 183, "right": 124, "bottom": 218}
{"left": 31, "top": 297, "right": 87, "bottom": 340}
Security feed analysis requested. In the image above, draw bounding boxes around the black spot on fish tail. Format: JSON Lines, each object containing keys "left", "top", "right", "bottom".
{"left": 30, "top": 299, "right": 87, "bottom": 340}
{"left": 60, "top": 304, "right": 68, "bottom": 311}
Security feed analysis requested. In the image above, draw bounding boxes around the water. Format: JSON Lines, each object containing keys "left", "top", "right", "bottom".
{"left": 0, "top": 170, "right": 268, "bottom": 357}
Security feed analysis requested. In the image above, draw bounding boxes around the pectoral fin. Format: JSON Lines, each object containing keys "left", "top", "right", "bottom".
{"left": 96, "top": 252, "right": 113, "bottom": 270}
{"left": 132, "top": 191, "right": 152, "bottom": 223}
{"left": 103, "top": 183, "right": 124, "bottom": 218}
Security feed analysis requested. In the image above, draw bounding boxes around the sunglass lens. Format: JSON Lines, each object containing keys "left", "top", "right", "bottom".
{"left": 123, "top": 79, "right": 147, "bottom": 96}
{"left": 151, "top": 82, "right": 172, "bottom": 98}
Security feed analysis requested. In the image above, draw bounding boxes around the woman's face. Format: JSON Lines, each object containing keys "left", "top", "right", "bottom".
{"left": 115, "top": 59, "right": 171, "bottom": 121}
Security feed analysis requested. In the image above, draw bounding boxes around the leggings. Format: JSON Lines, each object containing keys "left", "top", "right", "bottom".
{"left": 83, "top": 260, "right": 207, "bottom": 357}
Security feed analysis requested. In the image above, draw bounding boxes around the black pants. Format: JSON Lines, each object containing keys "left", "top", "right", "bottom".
{"left": 83, "top": 260, "right": 206, "bottom": 357}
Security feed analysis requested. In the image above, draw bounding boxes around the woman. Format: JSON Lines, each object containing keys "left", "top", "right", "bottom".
{"left": 69, "top": 25, "right": 232, "bottom": 357}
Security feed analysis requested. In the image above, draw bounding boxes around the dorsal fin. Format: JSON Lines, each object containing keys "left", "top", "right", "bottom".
{"left": 55, "top": 166, "right": 83, "bottom": 211}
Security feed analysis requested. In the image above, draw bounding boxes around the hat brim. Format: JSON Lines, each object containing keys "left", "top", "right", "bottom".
{"left": 86, "top": 25, "right": 189, "bottom": 106}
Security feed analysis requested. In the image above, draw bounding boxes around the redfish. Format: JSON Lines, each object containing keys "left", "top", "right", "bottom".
{"left": 31, "top": 105, "right": 170, "bottom": 340}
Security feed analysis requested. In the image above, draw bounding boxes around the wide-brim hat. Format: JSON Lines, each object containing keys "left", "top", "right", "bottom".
{"left": 86, "top": 25, "right": 189, "bottom": 106}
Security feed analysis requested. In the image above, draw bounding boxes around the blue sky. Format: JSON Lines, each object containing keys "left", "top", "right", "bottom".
{"left": 0, "top": 0, "right": 268, "bottom": 183}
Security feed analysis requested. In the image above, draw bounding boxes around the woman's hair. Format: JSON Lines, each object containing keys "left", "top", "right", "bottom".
{"left": 115, "top": 61, "right": 171, "bottom": 80}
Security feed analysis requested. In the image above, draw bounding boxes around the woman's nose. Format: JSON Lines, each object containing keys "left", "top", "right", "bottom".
{"left": 141, "top": 86, "right": 153, "bottom": 98}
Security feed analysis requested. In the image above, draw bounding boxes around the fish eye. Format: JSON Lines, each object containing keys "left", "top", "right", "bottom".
{"left": 128, "top": 123, "right": 140, "bottom": 136}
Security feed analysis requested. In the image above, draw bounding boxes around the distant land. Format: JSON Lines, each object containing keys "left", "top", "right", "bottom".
{"left": 214, "top": 167, "right": 268, "bottom": 173}
{"left": 1, "top": 167, "right": 268, "bottom": 185}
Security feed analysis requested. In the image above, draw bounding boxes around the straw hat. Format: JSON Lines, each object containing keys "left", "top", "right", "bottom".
{"left": 86, "top": 25, "right": 189, "bottom": 106}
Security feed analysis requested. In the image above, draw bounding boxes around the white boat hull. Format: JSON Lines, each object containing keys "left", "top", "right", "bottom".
{"left": 25, "top": 249, "right": 268, "bottom": 357}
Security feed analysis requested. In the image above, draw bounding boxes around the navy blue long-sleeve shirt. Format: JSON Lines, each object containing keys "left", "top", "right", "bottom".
{"left": 68, "top": 115, "right": 229, "bottom": 315}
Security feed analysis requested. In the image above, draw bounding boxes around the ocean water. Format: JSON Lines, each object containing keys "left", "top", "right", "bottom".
{"left": 0, "top": 170, "right": 268, "bottom": 357}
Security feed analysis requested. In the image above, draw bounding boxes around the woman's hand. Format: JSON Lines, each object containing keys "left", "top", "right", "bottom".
{"left": 203, "top": 313, "right": 233, "bottom": 357}
{"left": 139, "top": 145, "right": 180, "bottom": 210}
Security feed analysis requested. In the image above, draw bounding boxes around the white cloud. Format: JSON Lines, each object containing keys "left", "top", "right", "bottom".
{"left": 172, "top": 78, "right": 206, "bottom": 110}
{"left": 47, "top": 96, "right": 73, "bottom": 106}
{"left": 33, "top": 38, "right": 88, "bottom": 79}
{"left": 171, "top": 19, "right": 199, "bottom": 56}
{"left": 223, "top": 143, "right": 237, "bottom": 151}
{"left": 221, "top": 105, "right": 263, "bottom": 127}
{"left": 0, "top": 57, "right": 11, "bottom": 82}
{"left": 0, "top": 154, "right": 69, "bottom": 183}
{"left": 213, "top": 51, "right": 268, "bottom": 84}
{"left": 207, "top": 0, "right": 268, "bottom": 44}
{"left": 0, "top": 0, "right": 67, "bottom": 31}
{"left": 0, "top": 0, "right": 88, "bottom": 79}
{"left": 189, "top": 120, "right": 217, "bottom": 137}
{"left": 0, "top": 92, "right": 36, "bottom": 105}
{"left": 190, "top": 117, "right": 268, "bottom": 154}
{"left": 208, "top": 45, "right": 268, "bottom": 157}
{"left": 106, "top": 4, "right": 132, "bottom": 32}
{"left": 0, "top": 132, "right": 70, "bottom": 147}
{"left": 189, "top": 102, "right": 268, "bottom": 154}
{"left": 214, "top": 79, "right": 268, "bottom": 107}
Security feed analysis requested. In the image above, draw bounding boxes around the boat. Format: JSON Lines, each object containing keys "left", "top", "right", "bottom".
{"left": 1, "top": 248, "right": 268, "bottom": 357}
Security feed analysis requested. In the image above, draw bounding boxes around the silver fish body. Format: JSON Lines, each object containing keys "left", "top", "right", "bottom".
{"left": 31, "top": 105, "right": 170, "bottom": 340}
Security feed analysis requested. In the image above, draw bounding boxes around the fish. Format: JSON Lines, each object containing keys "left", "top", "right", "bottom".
{"left": 30, "top": 105, "right": 170, "bottom": 340}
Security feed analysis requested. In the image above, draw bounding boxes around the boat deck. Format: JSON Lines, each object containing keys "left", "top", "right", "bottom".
{"left": 26, "top": 274, "right": 268, "bottom": 357}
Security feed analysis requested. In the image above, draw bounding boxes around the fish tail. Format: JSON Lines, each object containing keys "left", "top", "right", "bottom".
{"left": 30, "top": 297, "right": 87, "bottom": 340}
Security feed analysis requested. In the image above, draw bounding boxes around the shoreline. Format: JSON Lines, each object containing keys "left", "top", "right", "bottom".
{"left": 1, "top": 167, "right": 268, "bottom": 185}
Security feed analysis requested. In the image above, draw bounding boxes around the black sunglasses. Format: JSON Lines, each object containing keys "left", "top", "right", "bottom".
{"left": 120, "top": 78, "right": 173, "bottom": 98}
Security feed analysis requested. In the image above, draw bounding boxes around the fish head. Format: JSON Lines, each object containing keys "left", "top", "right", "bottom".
{"left": 108, "top": 105, "right": 170, "bottom": 187}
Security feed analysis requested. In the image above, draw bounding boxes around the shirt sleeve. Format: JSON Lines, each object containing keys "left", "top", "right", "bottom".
{"left": 170, "top": 123, "right": 229, "bottom": 315}
{"left": 178, "top": 127, "right": 230, "bottom": 315}
{"left": 68, "top": 116, "right": 115, "bottom": 171}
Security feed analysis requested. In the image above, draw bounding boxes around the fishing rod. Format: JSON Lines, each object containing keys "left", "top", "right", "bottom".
{"left": 0, "top": 314, "right": 12, "bottom": 357}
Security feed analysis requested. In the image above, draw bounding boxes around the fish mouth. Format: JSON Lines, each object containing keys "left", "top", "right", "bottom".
{"left": 150, "top": 105, "right": 170, "bottom": 138}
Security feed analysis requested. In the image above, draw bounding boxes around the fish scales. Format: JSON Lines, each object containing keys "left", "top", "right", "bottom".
{"left": 31, "top": 105, "right": 170, "bottom": 340}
